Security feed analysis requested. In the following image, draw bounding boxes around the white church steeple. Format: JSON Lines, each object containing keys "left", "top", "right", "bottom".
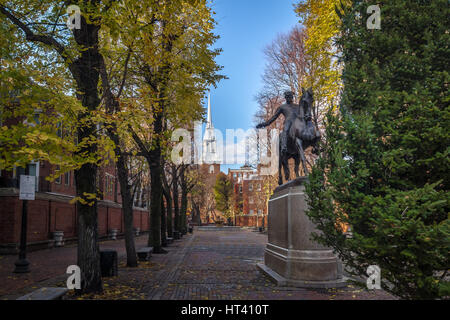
{"left": 203, "top": 94, "right": 218, "bottom": 163}
{"left": 206, "top": 94, "right": 213, "bottom": 129}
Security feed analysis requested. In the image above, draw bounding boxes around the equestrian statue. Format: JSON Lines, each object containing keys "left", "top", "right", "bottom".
{"left": 256, "top": 88, "right": 321, "bottom": 185}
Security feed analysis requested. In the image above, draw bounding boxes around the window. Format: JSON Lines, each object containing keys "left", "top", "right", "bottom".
{"left": 249, "top": 183, "right": 253, "bottom": 191}
{"left": 64, "top": 171, "right": 70, "bottom": 186}
{"left": 55, "top": 166, "right": 61, "bottom": 184}
{"left": 33, "top": 112, "right": 41, "bottom": 125}
{"left": 257, "top": 183, "right": 261, "bottom": 191}
{"left": 249, "top": 210, "right": 254, "bottom": 215}
{"left": 110, "top": 177, "right": 114, "bottom": 194}
{"left": 233, "top": 173, "right": 237, "bottom": 178}
{"left": 104, "top": 174, "right": 115, "bottom": 195}
{"left": 134, "top": 189, "right": 141, "bottom": 207}
{"left": 249, "top": 197, "right": 254, "bottom": 204}
{"left": 239, "top": 185, "right": 242, "bottom": 193}
{"left": 56, "top": 121, "right": 63, "bottom": 138}
{"left": 17, "top": 164, "right": 37, "bottom": 177}
{"left": 141, "top": 191, "right": 147, "bottom": 208}
{"left": 258, "top": 209, "right": 262, "bottom": 215}
{"left": 23, "top": 110, "right": 42, "bottom": 127}
{"left": 16, "top": 162, "right": 39, "bottom": 191}
{"left": 209, "top": 165, "right": 214, "bottom": 174}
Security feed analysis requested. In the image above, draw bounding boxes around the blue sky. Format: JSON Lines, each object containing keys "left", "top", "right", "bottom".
{"left": 203, "top": 0, "right": 301, "bottom": 171}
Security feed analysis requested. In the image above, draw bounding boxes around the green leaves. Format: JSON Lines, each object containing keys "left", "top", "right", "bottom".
{"left": 213, "top": 172, "right": 233, "bottom": 217}
{"left": 305, "top": 0, "right": 450, "bottom": 299}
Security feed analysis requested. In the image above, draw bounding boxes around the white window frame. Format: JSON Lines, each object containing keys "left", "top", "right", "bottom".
{"left": 64, "top": 171, "right": 70, "bottom": 186}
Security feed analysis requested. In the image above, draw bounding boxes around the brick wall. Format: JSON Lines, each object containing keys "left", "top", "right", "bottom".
{"left": 0, "top": 193, "right": 150, "bottom": 249}
{"left": 51, "top": 201, "right": 77, "bottom": 238}
{"left": 235, "top": 215, "right": 267, "bottom": 228}
{"left": 0, "top": 197, "right": 19, "bottom": 243}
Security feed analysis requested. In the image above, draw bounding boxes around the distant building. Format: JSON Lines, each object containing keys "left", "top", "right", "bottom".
{"left": 228, "top": 165, "right": 267, "bottom": 228}
{"left": 197, "top": 94, "right": 221, "bottom": 224}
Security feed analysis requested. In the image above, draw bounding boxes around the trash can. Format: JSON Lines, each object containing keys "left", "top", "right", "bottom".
{"left": 100, "top": 250, "right": 118, "bottom": 277}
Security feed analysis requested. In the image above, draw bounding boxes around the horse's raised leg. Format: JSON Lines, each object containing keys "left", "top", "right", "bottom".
{"left": 296, "top": 138, "right": 309, "bottom": 176}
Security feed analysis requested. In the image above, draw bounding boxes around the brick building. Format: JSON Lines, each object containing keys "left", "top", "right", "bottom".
{"left": 0, "top": 159, "right": 150, "bottom": 254}
{"left": 228, "top": 165, "right": 268, "bottom": 228}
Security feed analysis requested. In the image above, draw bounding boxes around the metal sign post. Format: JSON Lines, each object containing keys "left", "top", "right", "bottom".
{"left": 14, "top": 166, "right": 34, "bottom": 273}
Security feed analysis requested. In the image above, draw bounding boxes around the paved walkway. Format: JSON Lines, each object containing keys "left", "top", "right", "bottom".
{"left": 0, "top": 235, "right": 150, "bottom": 299}
{"left": 0, "top": 228, "right": 395, "bottom": 300}
{"left": 140, "top": 228, "right": 394, "bottom": 300}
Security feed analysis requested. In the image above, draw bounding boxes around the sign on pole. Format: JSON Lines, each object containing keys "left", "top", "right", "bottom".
{"left": 19, "top": 175, "right": 35, "bottom": 200}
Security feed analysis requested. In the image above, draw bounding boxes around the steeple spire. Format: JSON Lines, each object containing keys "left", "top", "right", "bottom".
{"left": 203, "top": 93, "right": 217, "bottom": 163}
{"left": 206, "top": 94, "right": 213, "bottom": 129}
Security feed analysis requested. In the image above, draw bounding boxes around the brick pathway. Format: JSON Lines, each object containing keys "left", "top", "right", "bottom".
{"left": 0, "top": 235, "right": 150, "bottom": 299}
{"left": 0, "top": 228, "right": 396, "bottom": 300}
{"left": 140, "top": 228, "right": 395, "bottom": 300}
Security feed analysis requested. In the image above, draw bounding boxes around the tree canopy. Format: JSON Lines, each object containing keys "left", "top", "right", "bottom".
{"left": 213, "top": 172, "right": 233, "bottom": 219}
{"left": 305, "top": 0, "right": 449, "bottom": 299}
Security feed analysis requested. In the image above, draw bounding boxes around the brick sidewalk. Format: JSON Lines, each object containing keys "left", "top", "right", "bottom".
{"left": 140, "top": 229, "right": 395, "bottom": 300}
{"left": 0, "top": 235, "right": 150, "bottom": 299}
{"left": 1, "top": 228, "right": 396, "bottom": 300}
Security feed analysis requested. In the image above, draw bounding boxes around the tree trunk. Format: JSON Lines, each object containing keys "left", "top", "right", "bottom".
{"left": 147, "top": 113, "right": 163, "bottom": 252}
{"left": 143, "top": 25, "right": 173, "bottom": 252}
{"left": 75, "top": 151, "right": 102, "bottom": 294}
{"left": 148, "top": 162, "right": 162, "bottom": 252}
{"left": 100, "top": 48, "right": 138, "bottom": 268}
{"left": 180, "top": 174, "right": 188, "bottom": 234}
{"left": 1, "top": 1, "right": 105, "bottom": 294}
{"left": 180, "top": 165, "right": 191, "bottom": 233}
{"left": 72, "top": 25, "right": 103, "bottom": 294}
{"left": 163, "top": 184, "right": 173, "bottom": 238}
{"left": 115, "top": 149, "right": 138, "bottom": 267}
{"left": 161, "top": 193, "right": 167, "bottom": 247}
{"left": 172, "top": 166, "right": 180, "bottom": 233}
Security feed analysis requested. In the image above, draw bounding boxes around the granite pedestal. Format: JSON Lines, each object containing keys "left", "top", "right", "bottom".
{"left": 257, "top": 177, "right": 347, "bottom": 288}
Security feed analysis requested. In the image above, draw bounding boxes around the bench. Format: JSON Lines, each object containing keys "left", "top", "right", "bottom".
{"left": 166, "top": 237, "right": 174, "bottom": 244}
{"left": 17, "top": 287, "right": 68, "bottom": 300}
{"left": 137, "top": 247, "right": 153, "bottom": 261}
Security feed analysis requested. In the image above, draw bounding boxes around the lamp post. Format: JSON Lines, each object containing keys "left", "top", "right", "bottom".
{"left": 14, "top": 165, "right": 30, "bottom": 273}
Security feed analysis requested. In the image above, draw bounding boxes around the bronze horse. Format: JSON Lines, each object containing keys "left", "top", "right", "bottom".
{"left": 278, "top": 88, "right": 320, "bottom": 185}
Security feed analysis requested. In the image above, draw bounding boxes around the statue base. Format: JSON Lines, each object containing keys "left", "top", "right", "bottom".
{"left": 256, "top": 177, "right": 347, "bottom": 288}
